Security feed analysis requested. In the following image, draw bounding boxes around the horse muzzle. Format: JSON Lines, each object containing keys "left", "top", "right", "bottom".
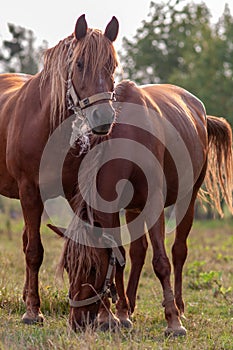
{"left": 86, "top": 104, "right": 115, "bottom": 135}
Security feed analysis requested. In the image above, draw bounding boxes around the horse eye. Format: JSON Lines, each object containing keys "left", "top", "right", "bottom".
{"left": 77, "top": 60, "right": 83, "bottom": 71}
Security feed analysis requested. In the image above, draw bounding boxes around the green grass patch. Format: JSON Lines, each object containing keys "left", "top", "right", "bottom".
{"left": 0, "top": 217, "right": 232, "bottom": 349}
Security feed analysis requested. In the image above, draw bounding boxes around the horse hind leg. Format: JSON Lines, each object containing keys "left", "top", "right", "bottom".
{"left": 147, "top": 210, "right": 186, "bottom": 337}
{"left": 172, "top": 174, "right": 205, "bottom": 317}
{"left": 172, "top": 196, "right": 196, "bottom": 317}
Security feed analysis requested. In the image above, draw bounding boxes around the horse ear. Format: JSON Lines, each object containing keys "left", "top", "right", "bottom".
{"left": 104, "top": 16, "right": 119, "bottom": 42}
{"left": 75, "top": 14, "right": 88, "bottom": 40}
{"left": 47, "top": 223, "right": 66, "bottom": 238}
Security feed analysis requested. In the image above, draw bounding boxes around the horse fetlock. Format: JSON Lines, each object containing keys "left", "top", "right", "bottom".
{"left": 164, "top": 301, "right": 184, "bottom": 332}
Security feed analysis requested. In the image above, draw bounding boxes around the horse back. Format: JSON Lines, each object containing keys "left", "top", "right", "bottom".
{"left": 140, "top": 84, "right": 208, "bottom": 203}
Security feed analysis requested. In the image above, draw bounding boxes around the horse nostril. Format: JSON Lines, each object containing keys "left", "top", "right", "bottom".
{"left": 92, "top": 124, "right": 112, "bottom": 135}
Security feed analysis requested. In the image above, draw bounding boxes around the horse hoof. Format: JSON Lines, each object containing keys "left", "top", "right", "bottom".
{"left": 120, "top": 318, "right": 133, "bottom": 329}
{"left": 164, "top": 325, "right": 187, "bottom": 337}
{"left": 22, "top": 312, "right": 44, "bottom": 325}
{"left": 97, "top": 316, "right": 120, "bottom": 332}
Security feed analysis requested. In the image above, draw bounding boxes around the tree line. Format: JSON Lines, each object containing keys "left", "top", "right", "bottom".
{"left": 120, "top": 0, "right": 233, "bottom": 126}
{"left": 0, "top": 23, "right": 47, "bottom": 74}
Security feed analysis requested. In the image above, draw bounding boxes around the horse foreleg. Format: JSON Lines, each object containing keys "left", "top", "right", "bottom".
{"left": 22, "top": 226, "right": 29, "bottom": 302}
{"left": 19, "top": 181, "right": 44, "bottom": 324}
{"left": 115, "top": 246, "right": 132, "bottom": 328}
{"left": 148, "top": 211, "right": 186, "bottom": 337}
{"left": 125, "top": 210, "right": 148, "bottom": 314}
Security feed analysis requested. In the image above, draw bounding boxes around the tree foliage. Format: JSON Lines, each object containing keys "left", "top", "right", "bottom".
{"left": 120, "top": 0, "right": 233, "bottom": 124}
{"left": 0, "top": 23, "right": 47, "bottom": 74}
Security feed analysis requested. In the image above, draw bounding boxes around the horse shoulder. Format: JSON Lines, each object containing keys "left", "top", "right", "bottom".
{"left": 1, "top": 74, "right": 50, "bottom": 179}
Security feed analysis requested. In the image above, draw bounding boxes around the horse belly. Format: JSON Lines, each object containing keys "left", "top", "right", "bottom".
{"left": 0, "top": 142, "right": 19, "bottom": 198}
{"left": 0, "top": 121, "right": 19, "bottom": 198}
{"left": 0, "top": 160, "right": 19, "bottom": 198}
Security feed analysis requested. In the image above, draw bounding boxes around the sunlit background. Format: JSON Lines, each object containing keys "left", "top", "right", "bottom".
{"left": 0, "top": 0, "right": 232, "bottom": 49}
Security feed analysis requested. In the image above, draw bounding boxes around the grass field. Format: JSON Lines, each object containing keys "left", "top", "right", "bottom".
{"left": 0, "top": 214, "right": 232, "bottom": 349}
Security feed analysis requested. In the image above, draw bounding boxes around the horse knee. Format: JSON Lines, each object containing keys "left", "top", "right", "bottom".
{"left": 25, "top": 244, "right": 44, "bottom": 271}
{"left": 152, "top": 255, "right": 171, "bottom": 280}
{"left": 129, "top": 236, "right": 148, "bottom": 265}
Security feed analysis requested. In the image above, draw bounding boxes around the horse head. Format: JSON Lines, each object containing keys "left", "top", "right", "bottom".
{"left": 48, "top": 223, "right": 116, "bottom": 330}
{"left": 41, "top": 15, "right": 119, "bottom": 137}
{"left": 68, "top": 15, "right": 119, "bottom": 136}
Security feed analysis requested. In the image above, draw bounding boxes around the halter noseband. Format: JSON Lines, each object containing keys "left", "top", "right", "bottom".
{"left": 69, "top": 82, "right": 115, "bottom": 111}
{"left": 68, "top": 238, "right": 125, "bottom": 308}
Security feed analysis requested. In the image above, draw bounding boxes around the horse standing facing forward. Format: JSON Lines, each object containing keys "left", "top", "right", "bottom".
{"left": 60, "top": 80, "right": 232, "bottom": 335}
{"left": 0, "top": 14, "right": 119, "bottom": 324}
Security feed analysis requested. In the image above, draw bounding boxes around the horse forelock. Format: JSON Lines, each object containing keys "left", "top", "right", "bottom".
{"left": 71, "top": 28, "right": 119, "bottom": 84}
{"left": 58, "top": 234, "right": 102, "bottom": 286}
{"left": 40, "top": 29, "right": 118, "bottom": 131}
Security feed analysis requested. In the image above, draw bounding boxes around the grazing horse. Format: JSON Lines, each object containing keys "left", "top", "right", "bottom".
{"left": 58, "top": 80, "right": 232, "bottom": 335}
{"left": 0, "top": 14, "right": 119, "bottom": 324}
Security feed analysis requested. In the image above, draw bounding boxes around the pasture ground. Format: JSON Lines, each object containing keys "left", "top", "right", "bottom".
{"left": 0, "top": 215, "right": 232, "bottom": 349}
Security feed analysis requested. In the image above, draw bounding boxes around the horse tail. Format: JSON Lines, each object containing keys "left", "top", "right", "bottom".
{"left": 203, "top": 115, "right": 233, "bottom": 216}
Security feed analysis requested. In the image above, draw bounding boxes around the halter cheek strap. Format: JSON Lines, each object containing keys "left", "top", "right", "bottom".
{"left": 68, "top": 244, "right": 125, "bottom": 308}
{"left": 69, "top": 251, "right": 117, "bottom": 308}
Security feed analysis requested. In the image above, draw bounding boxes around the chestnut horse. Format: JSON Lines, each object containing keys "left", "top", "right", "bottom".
{"left": 0, "top": 14, "right": 119, "bottom": 324}
{"left": 59, "top": 80, "right": 232, "bottom": 335}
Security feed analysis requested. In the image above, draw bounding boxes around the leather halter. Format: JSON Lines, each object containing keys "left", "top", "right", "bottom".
{"left": 69, "top": 250, "right": 116, "bottom": 308}
{"left": 68, "top": 243, "right": 125, "bottom": 308}
{"left": 69, "top": 82, "right": 115, "bottom": 111}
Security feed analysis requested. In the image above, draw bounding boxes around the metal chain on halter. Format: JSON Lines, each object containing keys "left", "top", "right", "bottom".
{"left": 65, "top": 39, "right": 91, "bottom": 153}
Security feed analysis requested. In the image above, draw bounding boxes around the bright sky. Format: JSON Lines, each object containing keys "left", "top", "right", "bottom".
{"left": 0, "top": 0, "right": 232, "bottom": 50}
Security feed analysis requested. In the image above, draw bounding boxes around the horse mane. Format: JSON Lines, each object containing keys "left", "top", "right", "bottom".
{"left": 115, "top": 80, "right": 138, "bottom": 102}
{"left": 58, "top": 139, "right": 103, "bottom": 282}
{"left": 40, "top": 29, "right": 119, "bottom": 131}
